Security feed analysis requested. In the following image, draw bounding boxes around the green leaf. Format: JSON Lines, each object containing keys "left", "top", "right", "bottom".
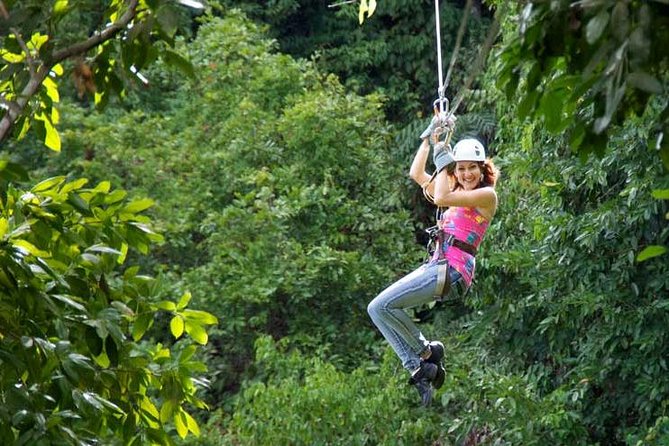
{"left": 610, "top": 2, "right": 629, "bottom": 41}
{"left": 43, "top": 77, "right": 60, "bottom": 103}
{"left": 67, "top": 193, "right": 91, "bottom": 215}
{"left": 60, "top": 178, "right": 89, "bottom": 194}
{"left": 132, "top": 312, "right": 154, "bottom": 341}
{"left": 86, "top": 244, "right": 123, "bottom": 256}
{"left": 637, "top": 245, "right": 667, "bottom": 262}
{"left": 177, "top": 291, "right": 192, "bottom": 310}
{"left": 32, "top": 176, "right": 66, "bottom": 193}
{"left": 140, "top": 397, "right": 160, "bottom": 428}
{"left": 539, "top": 89, "right": 565, "bottom": 133}
{"left": 156, "top": 301, "right": 176, "bottom": 311}
{"left": 53, "top": 0, "right": 69, "bottom": 15}
{"left": 183, "top": 309, "right": 218, "bottom": 325}
{"left": 105, "top": 189, "right": 127, "bottom": 204}
{"left": 185, "top": 321, "right": 208, "bottom": 345}
{"left": 122, "top": 198, "right": 154, "bottom": 214}
{"left": 651, "top": 189, "right": 669, "bottom": 200}
{"left": 12, "top": 239, "right": 50, "bottom": 257}
{"left": 174, "top": 410, "right": 188, "bottom": 439}
{"left": 184, "top": 410, "right": 200, "bottom": 436}
{"left": 517, "top": 90, "right": 539, "bottom": 120}
{"left": 170, "top": 315, "right": 184, "bottom": 339}
{"left": 43, "top": 116, "right": 61, "bottom": 151}
{"left": 156, "top": 5, "right": 179, "bottom": 39}
{"left": 53, "top": 294, "right": 87, "bottom": 312}
{"left": 160, "top": 400, "right": 175, "bottom": 424}
{"left": 0, "top": 218, "right": 8, "bottom": 239}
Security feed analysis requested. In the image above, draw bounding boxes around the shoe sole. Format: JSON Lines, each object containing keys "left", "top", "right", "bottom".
{"left": 433, "top": 365, "right": 445, "bottom": 389}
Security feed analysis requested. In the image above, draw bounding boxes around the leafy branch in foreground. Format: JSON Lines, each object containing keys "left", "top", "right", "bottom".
{"left": 0, "top": 0, "right": 200, "bottom": 150}
{"left": 0, "top": 172, "right": 216, "bottom": 445}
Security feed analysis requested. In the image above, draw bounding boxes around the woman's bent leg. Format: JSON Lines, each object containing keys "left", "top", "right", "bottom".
{"left": 367, "top": 264, "right": 439, "bottom": 371}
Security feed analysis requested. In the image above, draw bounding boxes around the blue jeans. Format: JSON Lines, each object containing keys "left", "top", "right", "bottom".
{"left": 367, "top": 262, "right": 465, "bottom": 371}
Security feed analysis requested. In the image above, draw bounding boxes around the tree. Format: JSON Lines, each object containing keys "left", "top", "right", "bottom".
{"left": 0, "top": 2, "right": 218, "bottom": 444}
{"left": 18, "top": 10, "right": 427, "bottom": 404}
{"left": 0, "top": 0, "right": 201, "bottom": 150}
{"left": 223, "top": 0, "right": 492, "bottom": 123}
{"left": 0, "top": 175, "right": 216, "bottom": 444}
{"left": 492, "top": 0, "right": 669, "bottom": 165}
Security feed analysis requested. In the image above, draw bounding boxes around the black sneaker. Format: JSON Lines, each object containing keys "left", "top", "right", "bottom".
{"left": 408, "top": 362, "right": 438, "bottom": 407}
{"left": 425, "top": 341, "right": 444, "bottom": 365}
{"left": 424, "top": 341, "right": 446, "bottom": 390}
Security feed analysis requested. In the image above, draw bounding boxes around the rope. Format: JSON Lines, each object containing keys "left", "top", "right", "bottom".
{"left": 446, "top": 13, "right": 501, "bottom": 119}
{"left": 442, "top": 0, "right": 472, "bottom": 96}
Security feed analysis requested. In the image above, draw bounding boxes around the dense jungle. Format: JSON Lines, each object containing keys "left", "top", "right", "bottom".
{"left": 1, "top": 0, "right": 668, "bottom": 444}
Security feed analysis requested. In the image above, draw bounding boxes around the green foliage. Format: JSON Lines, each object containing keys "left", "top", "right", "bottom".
{"left": 198, "top": 336, "right": 442, "bottom": 446}
{"left": 0, "top": 0, "right": 201, "bottom": 149}
{"left": 218, "top": 338, "right": 437, "bottom": 445}
{"left": 0, "top": 172, "right": 215, "bottom": 444}
{"left": 494, "top": 0, "right": 669, "bottom": 165}
{"left": 7, "top": 4, "right": 669, "bottom": 445}
{"left": 23, "top": 10, "right": 423, "bottom": 406}
{"left": 189, "top": 336, "right": 587, "bottom": 445}
{"left": 219, "top": 0, "right": 492, "bottom": 122}
{"left": 472, "top": 91, "right": 669, "bottom": 442}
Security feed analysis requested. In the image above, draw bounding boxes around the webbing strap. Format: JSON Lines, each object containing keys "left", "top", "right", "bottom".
{"left": 434, "top": 261, "right": 450, "bottom": 299}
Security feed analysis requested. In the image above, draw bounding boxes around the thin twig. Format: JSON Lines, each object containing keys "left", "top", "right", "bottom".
{"left": 0, "top": 1, "right": 9, "bottom": 20}
{"left": 328, "top": 0, "right": 356, "bottom": 8}
{"left": 11, "top": 27, "right": 37, "bottom": 77}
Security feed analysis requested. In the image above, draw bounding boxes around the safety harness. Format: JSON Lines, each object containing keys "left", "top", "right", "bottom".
{"left": 425, "top": 224, "right": 477, "bottom": 299}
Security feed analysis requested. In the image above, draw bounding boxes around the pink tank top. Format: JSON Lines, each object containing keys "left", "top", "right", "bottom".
{"left": 430, "top": 206, "right": 490, "bottom": 286}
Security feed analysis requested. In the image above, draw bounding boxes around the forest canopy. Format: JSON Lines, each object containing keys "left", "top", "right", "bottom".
{"left": 1, "top": 0, "right": 668, "bottom": 445}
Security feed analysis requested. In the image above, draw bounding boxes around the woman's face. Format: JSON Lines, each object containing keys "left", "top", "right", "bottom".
{"left": 455, "top": 161, "right": 482, "bottom": 190}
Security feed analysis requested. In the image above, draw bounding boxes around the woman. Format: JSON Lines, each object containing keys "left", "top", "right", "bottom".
{"left": 367, "top": 120, "right": 499, "bottom": 407}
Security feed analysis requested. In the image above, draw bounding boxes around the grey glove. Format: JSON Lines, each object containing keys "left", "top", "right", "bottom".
{"left": 420, "top": 114, "right": 440, "bottom": 140}
{"left": 419, "top": 112, "right": 457, "bottom": 140}
{"left": 433, "top": 142, "right": 455, "bottom": 173}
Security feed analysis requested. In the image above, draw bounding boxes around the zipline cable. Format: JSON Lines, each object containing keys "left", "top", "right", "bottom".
{"left": 433, "top": 0, "right": 472, "bottom": 115}
{"left": 441, "top": 0, "right": 472, "bottom": 101}
{"left": 432, "top": 0, "right": 500, "bottom": 120}
{"left": 434, "top": 0, "right": 445, "bottom": 113}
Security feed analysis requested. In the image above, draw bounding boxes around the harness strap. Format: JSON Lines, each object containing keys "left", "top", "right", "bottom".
{"left": 436, "top": 230, "right": 477, "bottom": 256}
{"left": 434, "top": 261, "right": 450, "bottom": 299}
{"left": 449, "top": 237, "right": 477, "bottom": 256}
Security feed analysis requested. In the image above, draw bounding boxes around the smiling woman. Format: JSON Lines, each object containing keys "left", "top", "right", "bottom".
{"left": 368, "top": 121, "right": 499, "bottom": 407}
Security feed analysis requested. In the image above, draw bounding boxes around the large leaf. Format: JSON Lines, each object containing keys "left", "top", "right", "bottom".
{"left": 637, "top": 245, "right": 667, "bottom": 262}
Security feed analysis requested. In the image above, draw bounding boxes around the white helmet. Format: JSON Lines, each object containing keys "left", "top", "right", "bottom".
{"left": 452, "top": 138, "right": 486, "bottom": 162}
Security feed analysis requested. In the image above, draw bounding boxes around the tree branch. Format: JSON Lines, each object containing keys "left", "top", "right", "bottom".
{"left": 52, "top": 0, "right": 139, "bottom": 63}
{"left": 0, "top": 1, "right": 8, "bottom": 20}
{"left": 0, "top": 96, "right": 21, "bottom": 116}
{"left": 0, "top": 0, "right": 139, "bottom": 144}
{"left": 11, "top": 27, "right": 37, "bottom": 77}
